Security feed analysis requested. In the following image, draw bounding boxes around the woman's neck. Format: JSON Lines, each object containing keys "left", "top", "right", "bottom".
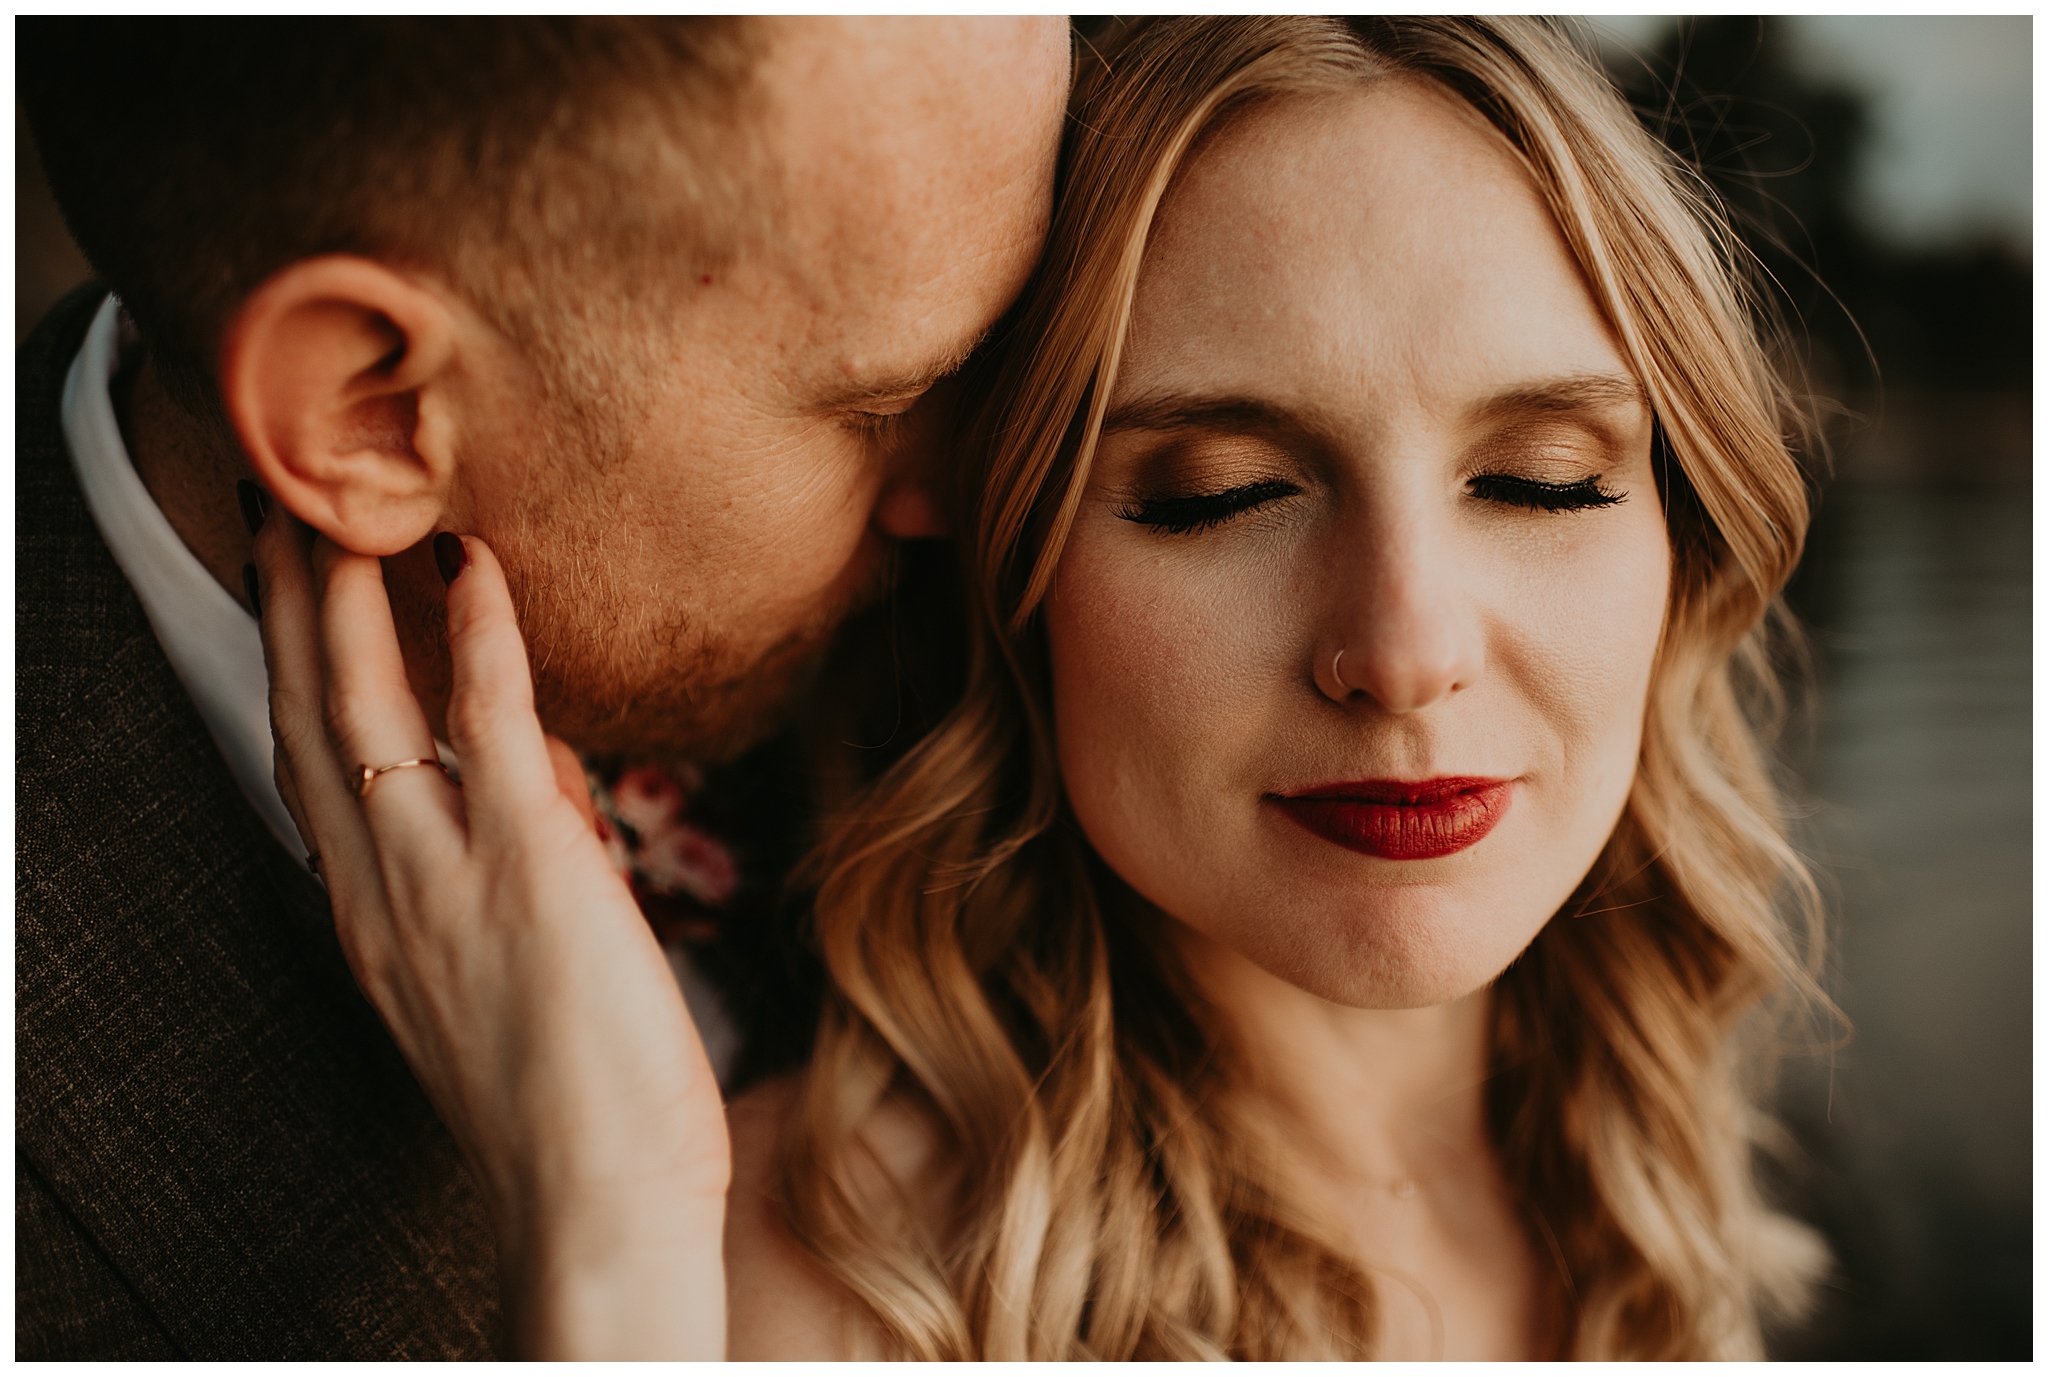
{"left": 1172, "top": 922, "right": 1545, "bottom": 1359}
{"left": 1174, "top": 921, "right": 1496, "bottom": 1190}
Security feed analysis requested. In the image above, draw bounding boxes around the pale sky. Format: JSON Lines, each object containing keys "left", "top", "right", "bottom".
{"left": 1590, "top": 15, "right": 2032, "bottom": 252}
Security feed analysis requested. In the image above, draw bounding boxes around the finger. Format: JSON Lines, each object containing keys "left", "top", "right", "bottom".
{"left": 312, "top": 535, "right": 461, "bottom": 831}
{"left": 546, "top": 735, "right": 601, "bottom": 836}
{"left": 438, "top": 534, "right": 566, "bottom": 835}
{"left": 253, "top": 508, "right": 381, "bottom": 886}
{"left": 273, "top": 744, "right": 312, "bottom": 861}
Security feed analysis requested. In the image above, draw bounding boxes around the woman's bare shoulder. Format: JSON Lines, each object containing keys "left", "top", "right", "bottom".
{"left": 724, "top": 1076, "right": 862, "bottom": 1359}
{"left": 723, "top": 1074, "right": 951, "bottom": 1360}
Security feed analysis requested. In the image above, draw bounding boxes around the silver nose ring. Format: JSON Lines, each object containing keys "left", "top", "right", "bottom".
{"left": 1332, "top": 648, "right": 1354, "bottom": 693}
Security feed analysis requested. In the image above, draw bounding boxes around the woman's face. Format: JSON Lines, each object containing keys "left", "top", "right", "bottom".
{"left": 1044, "top": 79, "right": 1671, "bottom": 1009}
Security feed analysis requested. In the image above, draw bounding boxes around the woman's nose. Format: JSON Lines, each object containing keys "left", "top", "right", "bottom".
{"left": 1313, "top": 528, "right": 1484, "bottom": 713}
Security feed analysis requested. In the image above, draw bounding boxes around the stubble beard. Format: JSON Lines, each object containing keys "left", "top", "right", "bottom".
{"left": 456, "top": 435, "right": 886, "bottom": 768}
{"left": 523, "top": 560, "right": 865, "bottom": 766}
{"left": 394, "top": 326, "right": 888, "bottom": 767}
{"left": 392, "top": 507, "right": 874, "bottom": 769}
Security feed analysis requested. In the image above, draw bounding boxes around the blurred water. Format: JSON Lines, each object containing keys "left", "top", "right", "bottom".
{"left": 1774, "top": 479, "right": 2032, "bottom": 1358}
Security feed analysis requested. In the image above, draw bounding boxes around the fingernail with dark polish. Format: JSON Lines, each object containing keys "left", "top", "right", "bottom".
{"left": 242, "top": 563, "right": 263, "bottom": 618}
{"left": 237, "top": 480, "right": 268, "bottom": 536}
{"left": 434, "top": 532, "right": 468, "bottom": 586}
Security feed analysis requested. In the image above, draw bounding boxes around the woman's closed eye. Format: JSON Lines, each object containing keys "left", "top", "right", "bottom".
{"left": 1466, "top": 472, "right": 1625, "bottom": 513}
{"left": 1117, "top": 478, "right": 1301, "bottom": 535}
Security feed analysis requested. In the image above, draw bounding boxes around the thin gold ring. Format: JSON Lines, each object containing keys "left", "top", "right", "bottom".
{"left": 348, "top": 757, "right": 457, "bottom": 799}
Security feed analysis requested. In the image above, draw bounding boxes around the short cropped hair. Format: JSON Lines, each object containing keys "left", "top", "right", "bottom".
{"left": 20, "top": 17, "right": 760, "bottom": 414}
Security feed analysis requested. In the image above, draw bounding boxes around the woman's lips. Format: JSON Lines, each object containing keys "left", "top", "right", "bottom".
{"left": 1270, "top": 777, "right": 1512, "bottom": 861}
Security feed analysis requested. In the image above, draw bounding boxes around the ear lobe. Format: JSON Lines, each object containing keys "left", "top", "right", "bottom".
{"left": 220, "top": 255, "right": 459, "bottom": 556}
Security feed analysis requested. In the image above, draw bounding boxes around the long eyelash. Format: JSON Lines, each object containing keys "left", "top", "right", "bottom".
{"left": 1118, "top": 478, "right": 1299, "bottom": 535}
{"left": 1467, "top": 473, "right": 1625, "bottom": 512}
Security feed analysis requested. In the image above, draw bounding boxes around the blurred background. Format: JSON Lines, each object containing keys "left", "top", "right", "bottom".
{"left": 18, "top": 16, "right": 2031, "bottom": 1359}
{"left": 1592, "top": 16, "right": 2032, "bottom": 1359}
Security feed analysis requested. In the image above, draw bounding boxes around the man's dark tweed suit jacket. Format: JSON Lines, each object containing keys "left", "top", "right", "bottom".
{"left": 17, "top": 285, "right": 500, "bottom": 1358}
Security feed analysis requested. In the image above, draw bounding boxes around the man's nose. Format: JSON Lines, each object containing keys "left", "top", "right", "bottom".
{"left": 1313, "top": 523, "right": 1484, "bottom": 713}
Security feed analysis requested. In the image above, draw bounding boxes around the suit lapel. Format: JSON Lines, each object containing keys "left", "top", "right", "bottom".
{"left": 16, "top": 285, "right": 502, "bottom": 1357}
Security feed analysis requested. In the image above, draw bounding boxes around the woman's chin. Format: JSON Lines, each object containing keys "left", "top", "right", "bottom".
{"left": 1211, "top": 807, "right": 1605, "bottom": 1009}
{"left": 1259, "top": 924, "right": 1535, "bottom": 1012}
{"left": 1170, "top": 890, "right": 1549, "bottom": 1013}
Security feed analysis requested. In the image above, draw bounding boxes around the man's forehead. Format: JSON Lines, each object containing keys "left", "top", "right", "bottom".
{"left": 740, "top": 18, "right": 1066, "bottom": 409}
{"left": 758, "top": 22, "right": 1062, "bottom": 258}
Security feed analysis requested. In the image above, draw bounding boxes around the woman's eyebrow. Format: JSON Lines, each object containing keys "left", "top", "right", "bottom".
{"left": 1473, "top": 373, "right": 1646, "bottom": 420}
{"left": 1101, "top": 393, "right": 1304, "bottom": 436}
{"left": 1103, "top": 376, "right": 1644, "bottom": 436}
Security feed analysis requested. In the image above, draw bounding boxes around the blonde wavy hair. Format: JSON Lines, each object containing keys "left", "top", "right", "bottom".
{"left": 779, "top": 16, "right": 1828, "bottom": 1359}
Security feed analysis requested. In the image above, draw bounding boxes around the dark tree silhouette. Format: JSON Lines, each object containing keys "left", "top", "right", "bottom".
{"left": 1606, "top": 16, "right": 2029, "bottom": 395}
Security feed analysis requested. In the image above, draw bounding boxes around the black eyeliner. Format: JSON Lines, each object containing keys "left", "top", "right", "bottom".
{"left": 1118, "top": 478, "right": 1299, "bottom": 534}
{"left": 1467, "top": 473, "right": 1624, "bottom": 512}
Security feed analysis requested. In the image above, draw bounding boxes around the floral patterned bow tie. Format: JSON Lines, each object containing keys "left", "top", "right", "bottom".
{"left": 583, "top": 759, "right": 740, "bottom": 949}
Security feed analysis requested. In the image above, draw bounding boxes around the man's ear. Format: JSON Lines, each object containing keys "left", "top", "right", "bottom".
{"left": 219, "top": 255, "right": 459, "bottom": 556}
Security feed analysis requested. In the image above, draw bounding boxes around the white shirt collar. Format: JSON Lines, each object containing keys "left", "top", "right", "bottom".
{"left": 61, "top": 294, "right": 309, "bottom": 864}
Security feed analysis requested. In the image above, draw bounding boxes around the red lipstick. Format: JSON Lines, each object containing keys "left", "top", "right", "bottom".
{"left": 1272, "top": 777, "right": 1511, "bottom": 861}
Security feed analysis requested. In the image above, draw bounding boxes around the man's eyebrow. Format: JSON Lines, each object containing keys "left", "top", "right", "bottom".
{"left": 815, "top": 326, "right": 995, "bottom": 411}
{"left": 1473, "top": 373, "right": 1647, "bottom": 419}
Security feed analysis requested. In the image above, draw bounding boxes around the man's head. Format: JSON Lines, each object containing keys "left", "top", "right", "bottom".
{"left": 23, "top": 17, "right": 1069, "bottom": 758}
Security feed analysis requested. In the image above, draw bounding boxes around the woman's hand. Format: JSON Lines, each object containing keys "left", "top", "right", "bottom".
{"left": 251, "top": 514, "right": 728, "bottom": 1359}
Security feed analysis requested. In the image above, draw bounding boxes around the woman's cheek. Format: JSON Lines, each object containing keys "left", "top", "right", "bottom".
{"left": 1046, "top": 531, "right": 1285, "bottom": 892}
{"left": 1574, "top": 509, "right": 1671, "bottom": 745}
{"left": 1508, "top": 507, "right": 1670, "bottom": 830}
